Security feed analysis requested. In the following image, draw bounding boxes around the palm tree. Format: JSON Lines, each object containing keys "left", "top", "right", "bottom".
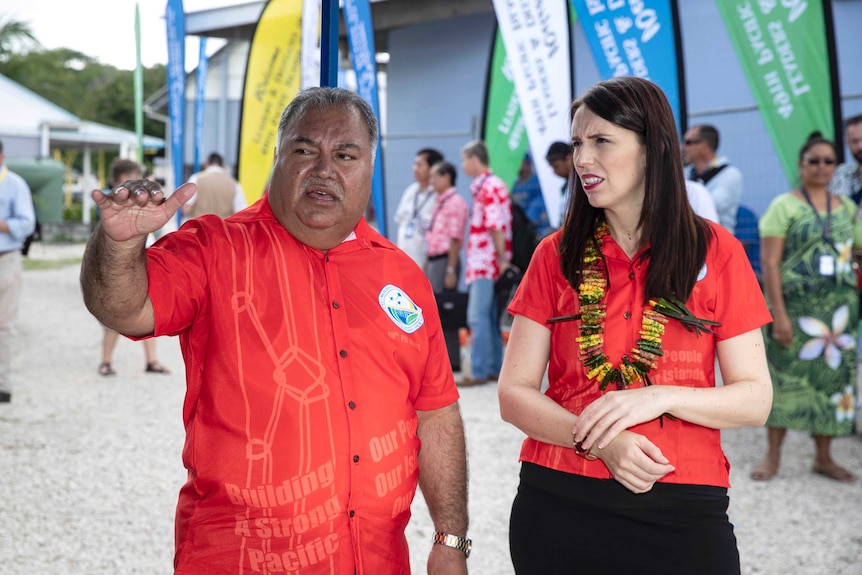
{"left": 0, "top": 15, "right": 40, "bottom": 62}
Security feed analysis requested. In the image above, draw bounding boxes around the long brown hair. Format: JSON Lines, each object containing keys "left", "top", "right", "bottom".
{"left": 559, "top": 77, "right": 713, "bottom": 303}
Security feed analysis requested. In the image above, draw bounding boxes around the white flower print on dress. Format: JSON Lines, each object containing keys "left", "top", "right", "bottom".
{"left": 798, "top": 305, "right": 856, "bottom": 370}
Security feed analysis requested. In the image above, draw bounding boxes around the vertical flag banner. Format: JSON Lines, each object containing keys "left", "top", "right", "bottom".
{"left": 343, "top": 0, "right": 386, "bottom": 235}
{"left": 194, "top": 37, "right": 209, "bottom": 174}
{"left": 238, "top": 0, "right": 303, "bottom": 203}
{"left": 483, "top": 28, "right": 530, "bottom": 195}
{"left": 134, "top": 3, "right": 144, "bottom": 162}
{"left": 165, "top": 0, "right": 186, "bottom": 190}
{"left": 491, "top": 0, "right": 573, "bottom": 228}
{"left": 716, "top": 1, "right": 841, "bottom": 182}
{"left": 570, "top": 0, "right": 686, "bottom": 133}
{"left": 301, "top": 0, "right": 321, "bottom": 89}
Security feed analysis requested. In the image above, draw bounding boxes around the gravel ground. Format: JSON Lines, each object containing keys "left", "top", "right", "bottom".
{"left": 1, "top": 242, "right": 860, "bottom": 575}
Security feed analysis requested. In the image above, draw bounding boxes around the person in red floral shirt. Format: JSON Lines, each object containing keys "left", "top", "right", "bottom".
{"left": 459, "top": 140, "right": 513, "bottom": 386}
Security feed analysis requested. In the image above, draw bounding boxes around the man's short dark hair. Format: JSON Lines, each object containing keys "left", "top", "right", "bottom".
{"left": 0, "top": 139, "right": 4, "bottom": 154}
{"left": 417, "top": 148, "right": 443, "bottom": 168}
{"left": 545, "top": 141, "right": 572, "bottom": 162}
{"left": 432, "top": 161, "right": 457, "bottom": 187}
{"left": 696, "top": 125, "right": 720, "bottom": 152}
{"left": 110, "top": 158, "right": 142, "bottom": 187}
{"left": 206, "top": 152, "right": 225, "bottom": 166}
{"left": 844, "top": 114, "right": 862, "bottom": 131}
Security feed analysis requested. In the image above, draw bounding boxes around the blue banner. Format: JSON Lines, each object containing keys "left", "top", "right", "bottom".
{"left": 343, "top": 0, "right": 386, "bottom": 235}
{"left": 570, "top": 0, "right": 686, "bottom": 132}
{"left": 165, "top": 0, "right": 186, "bottom": 190}
{"left": 194, "top": 37, "right": 208, "bottom": 173}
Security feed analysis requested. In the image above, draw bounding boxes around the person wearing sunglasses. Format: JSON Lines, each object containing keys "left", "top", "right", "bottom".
{"left": 753, "top": 131, "right": 861, "bottom": 483}
{"left": 682, "top": 124, "right": 743, "bottom": 235}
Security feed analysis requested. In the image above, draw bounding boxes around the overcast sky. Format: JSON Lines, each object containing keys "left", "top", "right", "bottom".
{"left": 4, "top": 0, "right": 241, "bottom": 70}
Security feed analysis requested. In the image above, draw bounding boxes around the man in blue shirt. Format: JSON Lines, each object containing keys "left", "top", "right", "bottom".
{"left": 0, "top": 139, "right": 36, "bottom": 403}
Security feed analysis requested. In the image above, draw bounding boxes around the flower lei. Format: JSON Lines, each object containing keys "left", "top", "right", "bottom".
{"left": 577, "top": 225, "right": 666, "bottom": 390}
{"left": 549, "top": 223, "right": 720, "bottom": 392}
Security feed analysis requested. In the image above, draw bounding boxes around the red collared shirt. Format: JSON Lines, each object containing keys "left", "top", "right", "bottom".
{"left": 424, "top": 188, "right": 468, "bottom": 258}
{"left": 465, "top": 170, "right": 512, "bottom": 283}
{"left": 146, "top": 198, "right": 459, "bottom": 574}
{"left": 508, "top": 223, "right": 771, "bottom": 487}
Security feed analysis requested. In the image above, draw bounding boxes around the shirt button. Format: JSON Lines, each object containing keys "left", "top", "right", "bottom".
{"left": 340, "top": 350, "right": 348, "bottom": 358}
{"left": 353, "top": 454, "right": 360, "bottom": 463}
{"left": 349, "top": 510, "right": 355, "bottom": 518}
{"left": 332, "top": 301, "right": 340, "bottom": 309}
{"left": 628, "top": 272, "right": 635, "bottom": 280}
{"left": 348, "top": 401, "right": 356, "bottom": 409}
{"left": 623, "top": 311, "right": 632, "bottom": 319}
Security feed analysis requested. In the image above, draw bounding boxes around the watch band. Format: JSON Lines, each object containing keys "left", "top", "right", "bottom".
{"left": 573, "top": 434, "right": 598, "bottom": 460}
{"left": 433, "top": 532, "right": 472, "bottom": 558}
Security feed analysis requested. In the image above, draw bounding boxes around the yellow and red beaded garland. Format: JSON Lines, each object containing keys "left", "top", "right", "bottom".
{"left": 576, "top": 224, "right": 668, "bottom": 391}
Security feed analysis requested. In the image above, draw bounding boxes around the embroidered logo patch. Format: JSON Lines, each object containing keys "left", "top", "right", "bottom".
{"left": 378, "top": 284, "right": 424, "bottom": 333}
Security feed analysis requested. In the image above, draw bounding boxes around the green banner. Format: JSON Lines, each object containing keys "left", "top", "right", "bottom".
{"left": 716, "top": 1, "right": 838, "bottom": 182}
{"left": 482, "top": 29, "right": 529, "bottom": 193}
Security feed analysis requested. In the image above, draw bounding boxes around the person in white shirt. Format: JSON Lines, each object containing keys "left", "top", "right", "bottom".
{"left": 828, "top": 114, "right": 862, "bottom": 203}
{"left": 393, "top": 148, "right": 443, "bottom": 266}
{"left": 685, "top": 179, "right": 719, "bottom": 222}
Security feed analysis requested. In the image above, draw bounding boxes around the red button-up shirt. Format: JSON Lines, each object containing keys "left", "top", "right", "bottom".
{"left": 146, "top": 199, "right": 458, "bottom": 574}
{"left": 509, "top": 223, "right": 771, "bottom": 487}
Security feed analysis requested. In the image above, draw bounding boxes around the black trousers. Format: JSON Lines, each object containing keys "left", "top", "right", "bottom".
{"left": 509, "top": 463, "right": 741, "bottom": 575}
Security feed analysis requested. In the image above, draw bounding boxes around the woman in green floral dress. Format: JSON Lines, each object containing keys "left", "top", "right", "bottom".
{"left": 753, "top": 132, "right": 861, "bottom": 482}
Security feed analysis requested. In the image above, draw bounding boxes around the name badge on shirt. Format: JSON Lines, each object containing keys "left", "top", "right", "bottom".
{"left": 819, "top": 254, "right": 835, "bottom": 277}
{"left": 404, "top": 221, "right": 416, "bottom": 239}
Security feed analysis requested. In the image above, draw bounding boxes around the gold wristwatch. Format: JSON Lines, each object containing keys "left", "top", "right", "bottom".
{"left": 573, "top": 436, "right": 598, "bottom": 460}
{"left": 433, "top": 532, "right": 472, "bottom": 558}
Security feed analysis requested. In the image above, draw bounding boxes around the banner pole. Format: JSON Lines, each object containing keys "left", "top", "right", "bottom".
{"left": 320, "top": 0, "right": 339, "bottom": 87}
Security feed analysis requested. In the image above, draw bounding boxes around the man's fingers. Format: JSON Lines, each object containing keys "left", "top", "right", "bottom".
{"left": 162, "top": 182, "right": 197, "bottom": 211}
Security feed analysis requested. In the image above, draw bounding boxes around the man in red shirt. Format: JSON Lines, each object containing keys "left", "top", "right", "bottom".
{"left": 80, "top": 88, "right": 470, "bottom": 575}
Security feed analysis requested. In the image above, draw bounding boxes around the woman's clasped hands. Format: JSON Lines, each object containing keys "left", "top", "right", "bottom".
{"left": 572, "top": 387, "right": 677, "bottom": 493}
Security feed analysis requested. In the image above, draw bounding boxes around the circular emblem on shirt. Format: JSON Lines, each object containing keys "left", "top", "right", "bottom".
{"left": 697, "top": 264, "right": 708, "bottom": 282}
{"left": 378, "top": 285, "right": 425, "bottom": 334}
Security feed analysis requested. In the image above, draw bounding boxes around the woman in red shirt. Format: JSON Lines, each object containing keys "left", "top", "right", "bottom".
{"left": 498, "top": 77, "right": 773, "bottom": 574}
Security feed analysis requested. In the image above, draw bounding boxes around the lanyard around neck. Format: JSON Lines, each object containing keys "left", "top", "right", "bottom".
{"left": 411, "top": 185, "right": 433, "bottom": 218}
{"left": 428, "top": 189, "right": 456, "bottom": 233}
{"left": 0, "top": 167, "right": 8, "bottom": 186}
{"left": 799, "top": 186, "right": 832, "bottom": 242}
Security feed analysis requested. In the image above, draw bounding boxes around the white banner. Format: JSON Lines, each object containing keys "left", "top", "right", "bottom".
{"left": 491, "top": 0, "right": 572, "bottom": 228}
{"left": 301, "top": 0, "right": 321, "bottom": 89}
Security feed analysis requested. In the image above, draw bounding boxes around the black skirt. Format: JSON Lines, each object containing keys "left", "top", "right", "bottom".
{"left": 509, "top": 462, "right": 741, "bottom": 575}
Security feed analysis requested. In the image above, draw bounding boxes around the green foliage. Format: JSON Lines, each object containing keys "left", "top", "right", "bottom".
{"left": 63, "top": 202, "right": 98, "bottom": 223}
{"left": 0, "top": 49, "right": 166, "bottom": 140}
{"left": 64, "top": 202, "right": 82, "bottom": 222}
{"left": 0, "top": 15, "right": 40, "bottom": 61}
{"left": 23, "top": 257, "right": 82, "bottom": 271}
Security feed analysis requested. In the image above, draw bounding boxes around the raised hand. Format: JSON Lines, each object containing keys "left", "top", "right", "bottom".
{"left": 92, "top": 180, "right": 196, "bottom": 243}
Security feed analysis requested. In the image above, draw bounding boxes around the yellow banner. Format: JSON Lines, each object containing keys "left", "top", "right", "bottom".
{"left": 238, "top": 0, "right": 303, "bottom": 203}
